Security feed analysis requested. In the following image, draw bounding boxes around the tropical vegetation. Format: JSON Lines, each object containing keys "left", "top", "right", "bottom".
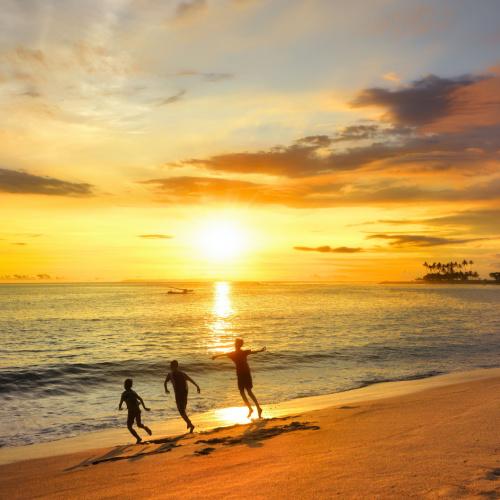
{"left": 421, "top": 260, "right": 480, "bottom": 282}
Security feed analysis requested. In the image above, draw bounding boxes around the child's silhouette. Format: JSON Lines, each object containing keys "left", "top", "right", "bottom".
{"left": 164, "top": 360, "right": 200, "bottom": 433}
{"left": 118, "top": 378, "right": 152, "bottom": 443}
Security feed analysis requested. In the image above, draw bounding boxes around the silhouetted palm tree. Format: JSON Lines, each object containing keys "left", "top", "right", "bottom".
{"left": 421, "top": 259, "right": 480, "bottom": 281}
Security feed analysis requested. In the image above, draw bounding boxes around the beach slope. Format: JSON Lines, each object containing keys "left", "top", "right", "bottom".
{"left": 1, "top": 373, "right": 500, "bottom": 499}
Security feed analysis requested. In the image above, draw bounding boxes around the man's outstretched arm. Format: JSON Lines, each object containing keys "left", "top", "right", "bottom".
{"left": 249, "top": 346, "right": 266, "bottom": 355}
{"left": 211, "top": 352, "right": 229, "bottom": 360}
{"left": 164, "top": 373, "right": 171, "bottom": 394}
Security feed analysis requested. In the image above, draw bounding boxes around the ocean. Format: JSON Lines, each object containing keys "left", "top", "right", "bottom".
{"left": 1, "top": 282, "right": 499, "bottom": 448}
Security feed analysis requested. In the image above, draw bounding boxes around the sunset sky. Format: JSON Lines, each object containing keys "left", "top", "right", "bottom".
{"left": 1, "top": 0, "right": 499, "bottom": 281}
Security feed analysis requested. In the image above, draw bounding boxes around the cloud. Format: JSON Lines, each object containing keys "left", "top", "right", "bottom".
{"left": 173, "top": 0, "right": 207, "bottom": 20}
{"left": 148, "top": 69, "right": 499, "bottom": 207}
{"left": 182, "top": 141, "right": 328, "bottom": 177}
{"left": 177, "top": 130, "right": 415, "bottom": 178}
{"left": 333, "top": 124, "right": 380, "bottom": 142}
{"left": 141, "top": 174, "right": 500, "bottom": 208}
{"left": 294, "top": 246, "right": 363, "bottom": 253}
{"left": 332, "top": 124, "right": 412, "bottom": 142}
{"left": 0, "top": 42, "right": 130, "bottom": 87}
{"left": 367, "top": 209, "right": 500, "bottom": 235}
{"left": 351, "top": 218, "right": 419, "bottom": 227}
{"left": 12, "top": 242, "right": 27, "bottom": 246}
{"left": 19, "top": 89, "right": 42, "bottom": 98}
{"left": 157, "top": 90, "right": 186, "bottom": 106}
{"left": 429, "top": 67, "right": 500, "bottom": 132}
{"left": 351, "top": 74, "right": 482, "bottom": 126}
{"left": 0, "top": 273, "right": 52, "bottom": 280}
{"left": 10, "top": 46, "right": 46, "bottom": 65}
{"left": 424, "top": 209, "right": 500, "bottom": 234}
{"left": 346, "top": 177, "right": 500, "bottom": 204}
{"left": 0, "top": 168, "right": 93, "bottom": 196}
{"left": 203, "top": 72, "right": 234, "bottom": 82}
{"left": 173, "top": 70, "right": 234, "bottom": 82}
{"left": 351, "top": 69, "right": 500, "bottom": 133}
{"left": 383, "top": 72, "right": 401, "bottom": 84}
{"left": 138, "top": 234, "right": 173, "bottom": 239}
{"left": 141, "top": 175, "right": 299, "bottom": 205}
{"left": 366, "top": 233, "right": 490, "bottom": 247}
{"left": 176, "top": 122, "right": 499, "bottom": 178}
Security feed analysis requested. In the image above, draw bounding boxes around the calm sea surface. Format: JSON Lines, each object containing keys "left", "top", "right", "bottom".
{"left": 1, "top": 282, "right": 499, "bottom": 447}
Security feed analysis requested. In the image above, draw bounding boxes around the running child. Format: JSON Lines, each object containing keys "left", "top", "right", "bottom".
{"left": 164, "top": 360, "right": 201, "bottom": 433}
{"left": 118, "top": 378, "right": 152, "bottom": 444}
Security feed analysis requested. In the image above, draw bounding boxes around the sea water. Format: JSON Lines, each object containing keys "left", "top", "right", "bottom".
{"left": 0, "top": 282, "right": 499, "bottom": 447}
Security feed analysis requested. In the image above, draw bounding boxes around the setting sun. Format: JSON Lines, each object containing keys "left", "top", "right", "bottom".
{"left": 197, "top": 220, "right": 248, "bottom": 262}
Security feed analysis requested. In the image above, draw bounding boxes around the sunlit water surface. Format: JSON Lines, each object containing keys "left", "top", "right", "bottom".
{"left": 1, "top": 282, "right": 499, "bottom": 447}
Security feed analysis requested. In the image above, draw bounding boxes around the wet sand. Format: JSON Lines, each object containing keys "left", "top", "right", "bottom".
{"left": 1, "top": 368, "right": 499, "bottom": 498}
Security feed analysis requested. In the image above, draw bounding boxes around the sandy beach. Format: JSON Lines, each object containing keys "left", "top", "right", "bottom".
{"left": 1, "top": 368, "right": 499, "bottom": 499}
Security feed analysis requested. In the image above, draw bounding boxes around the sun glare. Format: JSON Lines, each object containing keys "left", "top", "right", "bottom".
{"left": 213, "top": 406, "right": 251, "bottom": 425}
{"left": 198, "top": 219, "right": 247, "bottom": 261}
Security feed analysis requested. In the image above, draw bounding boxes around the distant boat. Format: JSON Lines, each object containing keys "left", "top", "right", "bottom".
{"left": 166, "top": 286, "right": 194, "bottom": 295}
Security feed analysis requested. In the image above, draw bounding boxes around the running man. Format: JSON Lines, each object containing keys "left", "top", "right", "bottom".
{"left": 212, "top": 338, "right": 266, "bottom": 418}
{"left": 164, "top": 360, "right": 201, "bottom": 433}
{"left": 118, "top": 378, "right": 152, "bottom": 444}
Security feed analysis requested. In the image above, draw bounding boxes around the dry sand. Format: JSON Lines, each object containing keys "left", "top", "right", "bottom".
{"left": 1, "top": 369, "right": 499, "bottom": 499}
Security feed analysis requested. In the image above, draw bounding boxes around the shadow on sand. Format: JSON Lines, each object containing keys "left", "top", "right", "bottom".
{"left": 65, "top": 434, "right": 186, "bottom": 470}
{"left": 194, "top": 418, "right": 320, "bottom": 456}
{"left": 65, "top": 416, "right": 320, "bottom": 467}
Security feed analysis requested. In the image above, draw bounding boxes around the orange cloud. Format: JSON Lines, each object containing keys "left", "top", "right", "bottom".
{"left": 138, "top": 234, "right": 173, "bottom": 239}
{"left": 142, "top": 174, "right": 500, "bottom": 208}
{"left": 429, "top": 66, "right": 500, "bottom": 133}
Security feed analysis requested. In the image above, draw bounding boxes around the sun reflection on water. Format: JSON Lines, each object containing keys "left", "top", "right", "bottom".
{"left": 208, "top": 282, "right": 235, "bottom": 354}
{"left": 213, "top": 282, "right": 233, "bottom": 319}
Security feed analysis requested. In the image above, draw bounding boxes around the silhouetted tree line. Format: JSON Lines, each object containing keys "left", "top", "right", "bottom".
{"left": 490, "top": 272, "right": 500, "bottom": 282}
{"left": 421, "top": 260, "right": 479, "bottom": 281}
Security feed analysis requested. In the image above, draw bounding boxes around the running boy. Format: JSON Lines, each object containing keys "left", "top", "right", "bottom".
{"left": 164, "top": 360, "right": 201, "bottom": 433}
{"left": 212, "top": 338, "right": 266, "bottom": 418}
{"left": 118, "top": 378, "right": 152, "bottom": 444}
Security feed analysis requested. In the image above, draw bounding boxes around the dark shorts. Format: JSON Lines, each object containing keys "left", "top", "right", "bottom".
{"left": 175, "top": 391, "right": 188, "bottom": 412}
{"left": 127, "top": 409, "right": 142, "bottom": 427}
{"left": 237, "top": 371, "right": 253, "bottom": 391}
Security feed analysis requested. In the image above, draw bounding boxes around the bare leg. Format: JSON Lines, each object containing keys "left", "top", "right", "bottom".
{"left": 180, "top": 410, "right": 194, "bottom": 432}
{"left": 136, "top": 413, "right": 152, "bottom": 436}
{"left": 247, "top": 389, "right": 262, "bottom": 418}
{"left": 127, "top": 413, "right": 142, "bottom": 443}
{"left": 128, "top": 424, "right": 141, "bottom": 443}
{"left": 177, "top": 402, "right": 194, "bottom": 432}
{"left": 240, "top": 389, "right": 253, "bottom": 418}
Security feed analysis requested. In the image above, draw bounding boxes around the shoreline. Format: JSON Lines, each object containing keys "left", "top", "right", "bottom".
{"left": 2, "top": 366, "right": 499, "bottom": 466}
{"left": 1, "top": 367, "right": 499, "bottom": 499}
